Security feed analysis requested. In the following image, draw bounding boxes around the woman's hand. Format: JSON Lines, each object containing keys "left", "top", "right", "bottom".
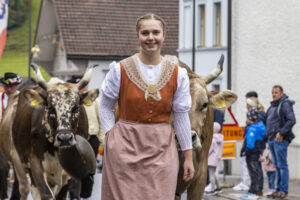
{"left": 183, "top": 149, "right": 195, "bottom": 182}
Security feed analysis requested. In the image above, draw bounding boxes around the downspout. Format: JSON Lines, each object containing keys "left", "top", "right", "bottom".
{"left": 192, "top": 0, "right": 196, "bottom": 72}
{"left": 224, "top": 0, "right": 233, "bottom": 177}
{"left": 227, "top": 0, "right": 232, "bottom": 89}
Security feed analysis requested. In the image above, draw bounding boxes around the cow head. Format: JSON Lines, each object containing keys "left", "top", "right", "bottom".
{"left": 24, "top": 64, "right": 99, "bottom": 148}
{"left": 177, "top": 55, "right": 237, "bottom": 142}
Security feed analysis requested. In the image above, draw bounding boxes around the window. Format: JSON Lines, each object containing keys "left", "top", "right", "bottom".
{"left": 183, "top": 5, "right": 192, "bottom": 49}
{"left": 213, "top": 2, "right": 221, "bottom": 47}
{"left": 198, "top": 4, "right": 205, "bottom": 48}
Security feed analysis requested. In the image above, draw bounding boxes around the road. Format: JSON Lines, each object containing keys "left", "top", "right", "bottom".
{"left": 14, "top": 171, "right": 293, "bottom": 200}
{"left": 83, "top": 172, "right": 232, "bottom": 200}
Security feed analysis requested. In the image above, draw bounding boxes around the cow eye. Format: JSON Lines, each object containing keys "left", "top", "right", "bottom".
{"left": 199, "top": 102, "right": 208, "bottom": 111}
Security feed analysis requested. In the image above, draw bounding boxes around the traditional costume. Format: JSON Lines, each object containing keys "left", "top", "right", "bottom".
{"left": 0, "top": 72, "right": 22, "bottom": 121}
{"left": 99, "top": 54, "right": 192, "bottom": 200}
{"left": 0, "top": 72, "right": 21, "bottom": 199}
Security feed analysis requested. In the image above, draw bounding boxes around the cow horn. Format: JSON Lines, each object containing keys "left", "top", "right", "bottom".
{"left": 204, "top": 54, "right": 224, "bottom": 84}
{"left": 31, "top": 63, "right": 48, "bottom": 90}
{"left": 77, "top": 64, "right": 98, "bottom": 90}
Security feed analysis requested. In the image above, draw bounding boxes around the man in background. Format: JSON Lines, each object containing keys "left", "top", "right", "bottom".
{"left": 266, "top": 85, "right": 295, "bottom": 199}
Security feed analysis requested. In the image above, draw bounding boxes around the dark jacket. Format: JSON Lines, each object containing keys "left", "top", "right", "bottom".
{"left": 243, "top": 121, "right": 266, "bottom": 159}
{"left": 213, "top": 108, "right": 225, "bottom": 132}
{"left": 266, "top": 94, "right": 296, "bottom": 142}
{"left": 258, "top": 111, "right": 266, "bottom": 125}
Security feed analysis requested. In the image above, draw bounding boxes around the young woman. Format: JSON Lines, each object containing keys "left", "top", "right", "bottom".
{"left": 99, "top": 13, "right": 194, "bottom": 200}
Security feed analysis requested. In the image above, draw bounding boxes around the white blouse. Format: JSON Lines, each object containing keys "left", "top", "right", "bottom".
{"left": 99, "top": 58, "right": 193, "bottom": 151}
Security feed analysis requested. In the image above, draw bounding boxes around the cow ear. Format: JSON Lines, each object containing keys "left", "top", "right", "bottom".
{"left": 80, "top": 89, "right": 99, "bottom": 106}
{"left": 210, "top": 90, "right": 238, "bottom": 109}
{"left": 23, "top": 89, "right": 45, "bottom": 107}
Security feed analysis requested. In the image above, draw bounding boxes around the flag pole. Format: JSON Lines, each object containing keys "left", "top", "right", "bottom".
{"left": 28, "top": 0, "right": 32, "bottom": 78}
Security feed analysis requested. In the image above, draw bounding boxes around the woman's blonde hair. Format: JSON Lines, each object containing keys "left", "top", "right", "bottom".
{"left": 136, "top": 13, "right": 166, "bottom": 33}
{"left": 246, "top": 97, "right": 265, "bottom": 112}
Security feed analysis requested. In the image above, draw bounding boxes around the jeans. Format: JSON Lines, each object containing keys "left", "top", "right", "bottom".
{"left": 246, "top": 157, "right": 259, "bottom": 194}
{"left": 258, "top": 162, "right": 264, "bottom": 192}
{"left": 268, "top": 140, "right": 289, "bottom": 194}
{"left": 267, "top": 171, "right": 276, "bottom": 190}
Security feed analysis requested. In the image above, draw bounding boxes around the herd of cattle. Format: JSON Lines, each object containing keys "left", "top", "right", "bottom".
{"left": 0, "top": 55, "right": 237, "bottom": 200}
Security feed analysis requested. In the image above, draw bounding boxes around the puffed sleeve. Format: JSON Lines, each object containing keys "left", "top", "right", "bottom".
{"left": 101, "top": 62, "right": 121, "bottom": 100}
{"left": 99, "top": 62, "right": 120, "bottom": 134}
{"left": 172, "top": 67, "right": 192, "bottom": 112}
{"left": 172, "top": 67, "right": 192, "bottom": 151}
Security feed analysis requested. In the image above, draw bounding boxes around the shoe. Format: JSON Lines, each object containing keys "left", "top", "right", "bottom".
{"left": 270, "top": 191, "right": 281, "bottom": 199}
{"left": 256, "top": 191, "right": 263, "bottom": 196}
{"left": 215, "top": 188, "right": 223, "bottom": 194}
{"left": 266, "top": 191, "right": 276, "bottom": 198}
{"left": 265, "top": 189, "right": 275, "bottom": 196}
{"left": 233, "top": 182, "right": 249, "bottom": 191}
{"left": 276, "top": 192, "right": 288, "bottom": 199}
{"left": 240, "top": 193, "right": 259, "bottom": 200}
{"left": 205, "top": 183, "right": 212, "bottom": 192}
{"left": 205, "top": 189, "right": 217, "bottom": 196}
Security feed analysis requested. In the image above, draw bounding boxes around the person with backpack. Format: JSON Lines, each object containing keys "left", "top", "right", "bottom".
{"left": 266, "top": 85, "right": 296, "bottom": 199}
{"left": 240, "top": 107, "right": 266, "bottom": 200}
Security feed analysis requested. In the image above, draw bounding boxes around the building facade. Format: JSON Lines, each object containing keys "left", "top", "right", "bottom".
{"left": 178, "top": 0, "right": 229, "bottom": 91}
{"left": 231, "top": 0, "right": 300, "bottom": 179}
{"left": 179, "top": 0, "right": 300, "bottom": 179}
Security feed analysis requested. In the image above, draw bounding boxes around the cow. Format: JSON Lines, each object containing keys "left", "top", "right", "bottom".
{"left": 2, "top": 65, "right": 99, "bottom": 200}
{"left": 0, "top": 93, "right": 30, "bottom": 200}
{"left": 165, "top": 55, "right": 238, "bottom": 200}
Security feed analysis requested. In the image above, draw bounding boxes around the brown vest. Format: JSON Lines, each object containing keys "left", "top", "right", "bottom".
{"left": 118, "top": 55, "right": 178, "bottom": 123}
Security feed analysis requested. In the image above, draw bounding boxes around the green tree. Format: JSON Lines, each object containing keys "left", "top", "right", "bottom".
{"left": 8, "top": 0, "right": 29, "bottom": 29}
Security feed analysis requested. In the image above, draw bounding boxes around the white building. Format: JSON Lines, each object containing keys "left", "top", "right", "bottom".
{"left": 178, "top": 0, "right": 229, "bottom": 91}
{"left": 231, "top": 0, "right": 300, "bottom": 179}
{"left": 179, "top": 0, "right": 300, "bottom": 179}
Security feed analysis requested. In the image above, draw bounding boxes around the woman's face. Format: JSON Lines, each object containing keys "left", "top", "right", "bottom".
{"left": 137, "top": 19, "right": 165, "bottom": 55}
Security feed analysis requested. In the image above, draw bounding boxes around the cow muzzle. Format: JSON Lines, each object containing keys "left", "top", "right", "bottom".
{"left": 191, "top": 130, "right": 202, "bottom": 149}
{"left": 54, "top": 130, "right": 76, "bottom": 147}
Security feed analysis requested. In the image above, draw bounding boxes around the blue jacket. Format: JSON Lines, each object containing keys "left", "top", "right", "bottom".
{"left": 244, "top": 121, "right": 266, "bottom": 158}
{"left": 266, "top": 94, "right": 296, "bottom": 142}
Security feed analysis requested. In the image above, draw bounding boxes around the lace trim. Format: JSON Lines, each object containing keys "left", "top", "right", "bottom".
{"left": 120, "top": 54, "right": 176, "bottom": 101}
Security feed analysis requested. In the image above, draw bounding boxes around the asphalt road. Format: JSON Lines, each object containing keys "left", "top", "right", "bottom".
{"left": 11, "top": 172, "right": 234, "bottom": 200}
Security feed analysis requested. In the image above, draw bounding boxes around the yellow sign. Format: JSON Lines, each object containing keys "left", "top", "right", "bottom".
{"left": 222, "top": 141, "right": 236, "bottom": 159}
{"left": 221, "top": 126, "right": 244, "bottom": 141}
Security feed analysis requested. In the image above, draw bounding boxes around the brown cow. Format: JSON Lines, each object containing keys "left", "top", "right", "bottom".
{"left": 166, "top": 55, "right": 238, "bottom": 200}
{"left": 0, "top": 93, "right": 30, "bottom": 200}
{"left": 4, "top": 65, "right": 99, "bottom": 200}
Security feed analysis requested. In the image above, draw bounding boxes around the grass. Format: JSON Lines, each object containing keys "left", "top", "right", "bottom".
{"left": 0, "top": 0, "right": 51, "bottom": 81}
